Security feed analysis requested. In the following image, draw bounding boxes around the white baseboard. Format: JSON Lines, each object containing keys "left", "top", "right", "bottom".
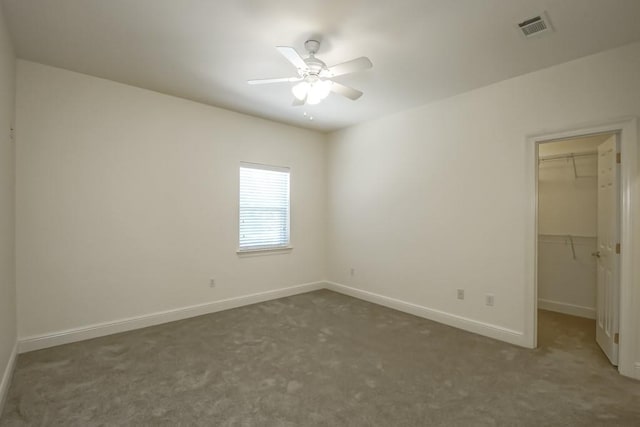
{"left": 538, "top": 299, "right": 596, "bottom": 319}
{"left": 18, "top": 281, "right": 325, "bottom": 353}
{"left": 0, "top": 342, "right": 17, "bottom": 414}
{"left": 17, "top": 280, "right": 534, "bottom": 354}
{"left": 325, "top": 281, "right": 526, "bottom": 347}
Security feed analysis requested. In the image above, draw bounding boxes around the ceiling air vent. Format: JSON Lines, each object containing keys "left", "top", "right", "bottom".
{"left": 518, "top": 13, "right": 553, "bottom": 37}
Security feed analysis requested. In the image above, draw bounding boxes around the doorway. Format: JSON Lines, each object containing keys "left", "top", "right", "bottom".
{"left": 536, "top": 132, "right": 620, "bottom": 365}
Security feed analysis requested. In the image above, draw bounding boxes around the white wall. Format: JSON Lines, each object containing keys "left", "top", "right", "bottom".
{"left": 15, "top": 60, "right": 327, "bottom": 341}
{"left": 537, "top": 137, "right": 603, "bottom": 318}
{"left": 326, "top": 41, "right": 640, "bottom": 361}
{"left": 0, "top": 2, "right": 16, "bottom": 410}
{"left": 537, "top": 235, "right": 596, "bottom": 318}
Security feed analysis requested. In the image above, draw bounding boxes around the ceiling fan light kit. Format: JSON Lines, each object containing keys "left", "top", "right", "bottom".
{"left": 292, "top": 77, "right": 332, "bottom": 105}
{"left": 248, "top": 39, "right": 372, "bottom": 107}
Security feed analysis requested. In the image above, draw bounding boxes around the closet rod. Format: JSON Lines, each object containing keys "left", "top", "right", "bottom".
{"left": 538, "top": 150, "right": 597, "bottom": 162}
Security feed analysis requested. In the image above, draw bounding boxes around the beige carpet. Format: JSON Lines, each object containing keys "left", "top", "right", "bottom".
{"left": 1, "top": 290, "right": 639, "bottom": 426}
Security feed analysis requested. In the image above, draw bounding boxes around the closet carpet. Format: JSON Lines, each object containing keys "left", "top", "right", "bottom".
{"left": 1, "top": 290, "right": 639, "bottom": 426}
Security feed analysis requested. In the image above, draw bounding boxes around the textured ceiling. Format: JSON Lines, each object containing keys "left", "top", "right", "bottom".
{"left": 3, "top": 0, "right": 640, "bottom": 132}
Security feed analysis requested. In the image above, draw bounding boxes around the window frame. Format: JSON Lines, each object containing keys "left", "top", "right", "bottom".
{"left": 237, "top": 162, "right": 292, "bottom": 254}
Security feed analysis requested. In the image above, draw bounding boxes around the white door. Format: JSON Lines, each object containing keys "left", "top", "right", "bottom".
{"left": 595, "top": 135, "right": 620, "bottom": 365}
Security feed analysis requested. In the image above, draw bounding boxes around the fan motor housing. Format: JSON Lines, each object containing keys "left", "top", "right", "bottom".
{"left": 304, "top": 56, "right": 326, "bottom": 75}
{"left": 304, "top": 39, "right": 321, "bottom": 54}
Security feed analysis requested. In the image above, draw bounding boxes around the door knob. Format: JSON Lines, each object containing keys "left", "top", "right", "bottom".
{"left": 591, "top": 251, "right": 601, "bottom": 258}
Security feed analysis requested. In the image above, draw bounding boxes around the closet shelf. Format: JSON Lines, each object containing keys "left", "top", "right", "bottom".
{"left": 538, "top": 151, "right": 597, "bottom": 162}
{"left": 538, "top": 234, "right": 596, "bottom": 259}
{"left": 538, "top": 233, "right": 596, "bottom": 239}
{"left": 538, "top": 151, "right": 597, "bottom": 179}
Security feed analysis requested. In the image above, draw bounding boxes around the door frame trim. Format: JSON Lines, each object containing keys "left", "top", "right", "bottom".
{"left": 525, "top": 117, "right": 638, "bottom": 379}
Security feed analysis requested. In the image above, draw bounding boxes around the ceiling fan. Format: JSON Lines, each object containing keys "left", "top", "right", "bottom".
{"left": 248, "top": 39, "right": 372, "bottom": 106}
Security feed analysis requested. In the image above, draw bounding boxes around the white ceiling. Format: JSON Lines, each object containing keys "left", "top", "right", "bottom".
{"left": 3, "top": 0, "right": 640, "bottom": 132}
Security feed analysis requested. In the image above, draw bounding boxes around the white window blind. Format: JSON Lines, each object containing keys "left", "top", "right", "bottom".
{"left": 239, "top": 163, "right": 290, "bottom": 251}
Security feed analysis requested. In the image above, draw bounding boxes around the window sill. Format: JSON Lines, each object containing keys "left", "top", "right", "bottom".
{"left": 236, "top": 246, "right": 293, "bottom": 257}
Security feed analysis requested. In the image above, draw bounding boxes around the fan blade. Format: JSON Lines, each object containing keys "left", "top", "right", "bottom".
{"left": 276, "top": 46, "right": 308, "bottom": 71}
{"left": 325, "top": 57, "right": 372, "bottom": 77}
{"left": 292, "top": 95, "right": 306, "bottom": 106}
{"left": 330, "top": 82, "right": 363, "bottom": 100}
{"left": 247, "top": 77, "right": 301, "bottom": 85}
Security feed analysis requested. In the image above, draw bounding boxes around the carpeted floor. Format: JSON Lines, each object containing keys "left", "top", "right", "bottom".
{"left": 1, "top": 290, "right": 639, "bottom": 426}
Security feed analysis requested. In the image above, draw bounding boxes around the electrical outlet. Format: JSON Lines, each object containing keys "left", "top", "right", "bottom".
{"left": 457, "top": 289, "right": 464, "bottom": 300}
{"left": 350, "top": 268, "right": 355, "bottom": 277}
{"left": 486, "top": 294, "right": 494, "bottom": 306}
{"left": 209, "top": 279, "right": 216, "bottom": 288}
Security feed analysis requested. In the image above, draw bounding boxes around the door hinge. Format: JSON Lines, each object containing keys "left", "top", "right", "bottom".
{"left": 616, "top": 243, "right": 621, "bottom": 254}
{"left": 614, "top": 333, "right": 619, "bottom": 344}
{"left": 616, "top": 152, "right": 621, "bottom": 164}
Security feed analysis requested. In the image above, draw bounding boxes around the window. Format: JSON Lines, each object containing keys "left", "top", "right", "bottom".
{"left": 239, "top": 163, "right": 290, "bottom": 251}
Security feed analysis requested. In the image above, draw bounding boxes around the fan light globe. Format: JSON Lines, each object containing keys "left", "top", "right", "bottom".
{"left": 293, "top": 79, "right": 332, "bottom": 104}
{"left": 315, "top": 80, "right": 332, "bottom": 99}
{"left": 306, "top": 91, "right": 322, "bottom": 105}
{"left": 292, "top": 82, "right": 309, "bottom": 100}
